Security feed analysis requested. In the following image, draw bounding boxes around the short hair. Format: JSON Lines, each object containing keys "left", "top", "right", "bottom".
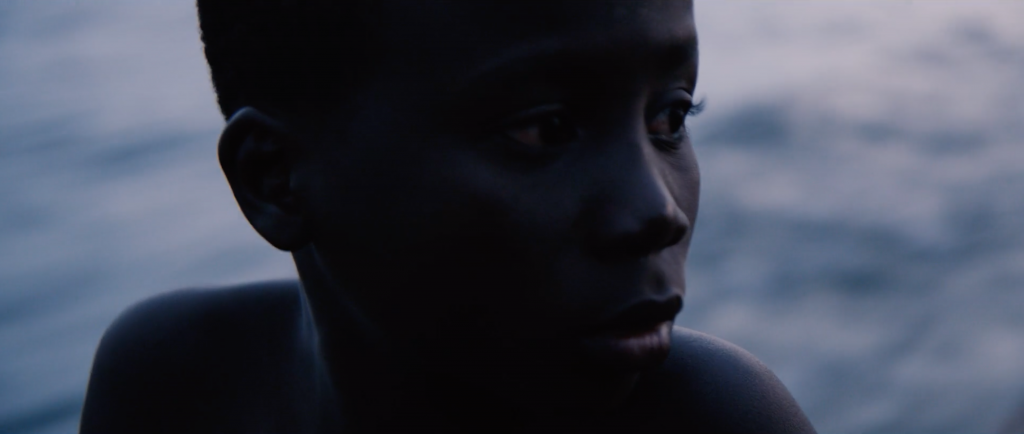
{"left": 197, "top": 0, "right": 377, "bottom": 120}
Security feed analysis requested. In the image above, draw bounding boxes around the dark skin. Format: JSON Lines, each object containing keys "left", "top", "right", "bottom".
{"left": 81, "top": 1, "right": 816, "bottom": 433}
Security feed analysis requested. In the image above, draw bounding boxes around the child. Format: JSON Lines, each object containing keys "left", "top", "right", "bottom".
{"left": 80, "top": 1, "right": 816, "bottom": 433}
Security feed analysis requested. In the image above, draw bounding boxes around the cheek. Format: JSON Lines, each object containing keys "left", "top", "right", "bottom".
{"left": 304, "top": 144, "right": 579, "bottom": 341}
{"left": 417, "top": 154, "right": 583, "bottom": 324}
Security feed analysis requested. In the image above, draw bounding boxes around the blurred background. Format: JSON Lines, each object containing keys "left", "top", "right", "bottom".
{"left": 1, "top": 1, "right": 1022, "bottom": 433}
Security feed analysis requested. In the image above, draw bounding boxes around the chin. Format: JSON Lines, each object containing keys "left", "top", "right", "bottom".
{"left": 499, "top": 366, "right": 645, "bottom": 415}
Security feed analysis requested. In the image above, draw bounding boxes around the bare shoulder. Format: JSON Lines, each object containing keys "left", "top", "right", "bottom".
{"left": 80, "top": 280, "right": 308, "bottom": 434}
{"left": 621, "top": 326, "right": 816, "bottom": 434}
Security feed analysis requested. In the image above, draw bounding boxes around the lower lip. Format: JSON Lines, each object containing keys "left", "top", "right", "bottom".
{"left": 578, "top": 321, "right": 673, "bottom": 371}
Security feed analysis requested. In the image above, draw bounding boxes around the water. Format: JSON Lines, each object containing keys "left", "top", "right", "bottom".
{"left": 1, "top": 2, "right": 1022, "bottom": 433}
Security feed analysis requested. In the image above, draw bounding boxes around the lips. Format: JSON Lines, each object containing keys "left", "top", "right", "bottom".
{"left": 578, "top": 296, "right": 682, "bottom": 371}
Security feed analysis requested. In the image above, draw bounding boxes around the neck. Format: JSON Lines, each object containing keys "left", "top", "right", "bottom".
{"left": 291, "top": 246, "right": 529, "bottom": 433}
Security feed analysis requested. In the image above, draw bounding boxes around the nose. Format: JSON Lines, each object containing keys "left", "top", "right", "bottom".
{"left": 582, "top": 141, "right": 691, "bottom": 262}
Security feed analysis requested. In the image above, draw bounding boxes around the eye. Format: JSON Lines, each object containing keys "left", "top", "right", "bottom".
{"left": 504, "top": 112, "right": 579, "bottom": 148}
{"left": 646, "top": 98, "right": 704, "bottom": 146}
{"left": 648, "top": 105, "right": 685, "bottom": 137}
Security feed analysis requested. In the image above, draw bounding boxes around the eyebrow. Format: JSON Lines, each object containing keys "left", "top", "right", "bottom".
{"left": 451, "top": 38, "right": 699, "bottom": 96}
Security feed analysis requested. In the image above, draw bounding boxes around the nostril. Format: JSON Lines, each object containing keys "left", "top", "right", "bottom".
{"left": 587, "top": 212, "right": 688, "bottom": 262}
{"left": 648, "top": 213, "right": 687, "bottom": 252}
{"left": 662, "top": 221, "right": 687, "bottom": 250}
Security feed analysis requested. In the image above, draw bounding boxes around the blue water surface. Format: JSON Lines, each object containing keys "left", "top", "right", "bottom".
{"left": 1, "top": 2, "right": 1023, "bottom": 433}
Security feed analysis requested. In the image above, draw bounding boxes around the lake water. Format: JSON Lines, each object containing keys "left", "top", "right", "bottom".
{"left": 1, "top": 2, "right": 1023, "bottom": 433}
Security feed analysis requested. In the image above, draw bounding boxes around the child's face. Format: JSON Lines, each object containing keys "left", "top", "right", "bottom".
{"left": 298, "top": 0, "right": 698, "bottom": 407}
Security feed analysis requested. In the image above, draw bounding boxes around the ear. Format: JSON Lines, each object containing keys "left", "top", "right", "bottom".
{"left": 219, "top": 107, "right": 309, "bottom": 251}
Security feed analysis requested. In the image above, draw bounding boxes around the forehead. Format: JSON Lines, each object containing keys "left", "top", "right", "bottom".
{"left": 367, "top": 1, "right": 697, "bottom": 87}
